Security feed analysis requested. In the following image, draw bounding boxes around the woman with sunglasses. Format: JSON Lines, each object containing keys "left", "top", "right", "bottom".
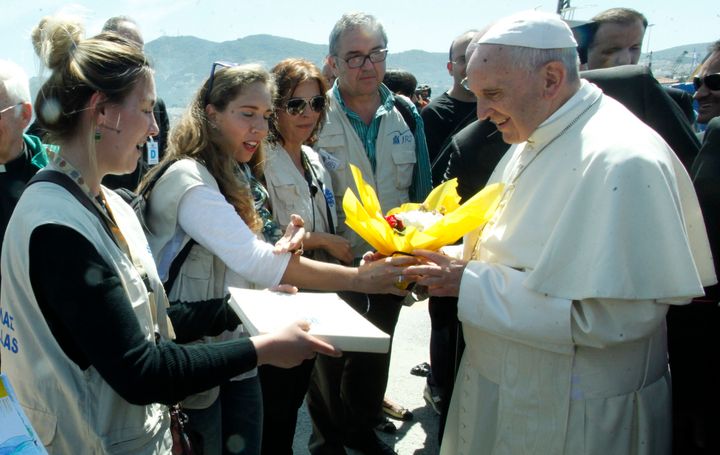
{"left": 1, "top": 17, "right": 342, "bottom": 454}
{"left": 139, "top": 62, "right": 415, "bottom": 455}
{"left": 259, "top": 58, "right": 352, "bottom": 455}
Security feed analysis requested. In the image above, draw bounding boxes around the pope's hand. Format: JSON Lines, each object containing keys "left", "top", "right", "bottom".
{"left": 402, "top": 249, "right": 467, "bottom": 297}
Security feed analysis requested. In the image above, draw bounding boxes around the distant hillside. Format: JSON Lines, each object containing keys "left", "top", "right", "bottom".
{"left": 640, "top": 41, "right": 712, "bottom": 80}
{"left": 145, "top": 34, "right": 448, "bottom": 108}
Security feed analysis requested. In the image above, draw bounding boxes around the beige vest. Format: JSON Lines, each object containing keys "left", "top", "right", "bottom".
{"left": 264, "top": 144, "right": 337, "bottom": 263}
{"left": 316, "top": 93, "right": 417, "bottom": 257}
{"left": 146, "top": 158, "right": 227, "bottom": 409}
{"left": 1, "top": 180, "right": 173, "bottom": 454}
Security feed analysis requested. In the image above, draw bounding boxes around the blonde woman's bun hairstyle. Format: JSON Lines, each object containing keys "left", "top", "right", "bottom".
{"left": 31, "top": 15, "right": 85, "bottom": 71}
{"left": 32, "top": 15, "right": 152, "bottom": 143}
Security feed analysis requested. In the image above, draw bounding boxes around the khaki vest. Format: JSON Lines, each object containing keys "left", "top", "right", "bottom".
{"left": 316, "top": 93, "right": 417, "bottom": 258}
{"left": 1, "top": 180, "right": 173, "bottom": 454}
{"left": 146, "top": 159, "right": 227, "bottom": 409}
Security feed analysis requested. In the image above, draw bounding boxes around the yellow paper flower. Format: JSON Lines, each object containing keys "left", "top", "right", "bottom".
{"left": 342, "top": 164, "right": 504, "bottom": 255}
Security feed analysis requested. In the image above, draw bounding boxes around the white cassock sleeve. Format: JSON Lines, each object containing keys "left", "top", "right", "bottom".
{"left": 458, "top": 261, "right": 670, "bottom": 355}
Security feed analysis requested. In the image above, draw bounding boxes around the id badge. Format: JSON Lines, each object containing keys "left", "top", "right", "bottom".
{"left": 146, "top": 137, "right": 159, "bottom": 165}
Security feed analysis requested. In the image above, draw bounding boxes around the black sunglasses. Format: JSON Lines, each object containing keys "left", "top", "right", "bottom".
{"left": 204, "top": 61, "right": 239, "bottom": 106}
{"left": 284, "top": 95, "right": 326, "bottom": 116}
{"left": 693, "top": 73, "right": 720, "bottom": 91}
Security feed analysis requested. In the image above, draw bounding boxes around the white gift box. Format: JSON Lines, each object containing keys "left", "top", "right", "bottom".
{"left": 228, "top": 288, "right": 391, "bottom": 353}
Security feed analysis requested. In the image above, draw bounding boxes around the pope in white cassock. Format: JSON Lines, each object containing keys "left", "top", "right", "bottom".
{"left": 403, "top": 10, "right": 717, "bottom": 455}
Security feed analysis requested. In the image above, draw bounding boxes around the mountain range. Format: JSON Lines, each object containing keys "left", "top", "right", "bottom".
{"left": 145, "top": 34, "right": 448, "bottom": 109}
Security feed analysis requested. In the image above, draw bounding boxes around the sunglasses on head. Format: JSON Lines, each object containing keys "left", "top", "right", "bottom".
{"left": 693, "top": 73, "right": 720, "bottom": 91}
{"left": 284, "top": 95, "right": 326, "bottom": 116}
{"left": 204, "top": 61, "right": 239, "bottom": 106}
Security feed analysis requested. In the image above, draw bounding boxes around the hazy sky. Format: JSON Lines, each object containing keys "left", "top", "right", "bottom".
{"left": 3, "top": 0, "right": 719, "bottom": 77}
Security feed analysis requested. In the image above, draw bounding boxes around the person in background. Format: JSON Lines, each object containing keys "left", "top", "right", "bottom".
{"left": 141, "top": 62, "right": 415, "bottom": 455}
{"left": 383, "top": 69, "right": 419, "bottom": 107}
{"left": 422, "top": 30, "right": 478, "bottom": 185}
{"left": 307, "top": 12, "right": 432, "bottom": 455}
{"left": 693, "top": 41, "right": 720, "bottom": 128}
{"left": 574, "top": 7, "right": 696, "bottom": 127}
{"left": 260, "top": 57, "right": 352, "bottom": 455}
{"left": 668, "top": 39, "right": 720, "bottom": 455}
{"left": 415, "top": 30, "right": 478, "bottom": 442}
{"left": 0, "top": 59, "right": 48, "bottom": 271}
{"left": 1, "top": 16, "right": 339, "bottom": 454}
{"left": 404, "top": 11, "right": 714, "bottom": 454}
{"left": 100, "top": 15, "right": 170, "bottom": 191}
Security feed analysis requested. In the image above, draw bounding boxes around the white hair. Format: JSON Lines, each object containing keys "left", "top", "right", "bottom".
{"left": 0, "top": 59, "right": 31, "bottom": 104}
{"left": 501, "top": 46, "right": 580, "bottom": 82}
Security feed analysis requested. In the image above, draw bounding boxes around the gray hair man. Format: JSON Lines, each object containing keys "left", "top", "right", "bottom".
{"left": 307, "top": 11, "right": 432, "bottom": 455}
{"left": 404, "top": 10, "right": 715, "bottom": 455}
{"left": 0, "top": 59, "right": 48, "bottom": 262}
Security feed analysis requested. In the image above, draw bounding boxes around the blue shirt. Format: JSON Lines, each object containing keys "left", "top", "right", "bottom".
{"left": 332, "top": 82, "right": 432, "bottom": 202}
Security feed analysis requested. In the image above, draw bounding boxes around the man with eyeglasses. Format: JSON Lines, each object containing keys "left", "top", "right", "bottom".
{"left": 307, "top": 11, "right": 431, "bottom": 455}
{"left": 669, "top": 39, "right": 720, "bottom": 455}
{"left": 0, "top": 59, "right": 48, "bottom": 273}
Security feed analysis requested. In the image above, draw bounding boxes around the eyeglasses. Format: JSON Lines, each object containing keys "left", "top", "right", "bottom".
{"left": 460, "top": 77, "right": 470, "bottom": 91}
{"left": 450, "top": 56, "right": 467, "bottom": 66}
{"left": 693, "top": 73, "right": 720, "bottom": 91}
{"left": 284, "top": 96, "right": 326, "bottom": 116}
{"left": 204, "top": 61, "right": 239, "bottom": 106}
{"left": 338, "top": 49, "right": 388, "bottom": 69}
{"left": 0, "top": 102, "right": 23, "bottom": 120}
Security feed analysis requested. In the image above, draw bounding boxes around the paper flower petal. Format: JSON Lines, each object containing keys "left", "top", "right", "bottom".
{"left": 342, "top": 165, "right": 504, "bottom": 255}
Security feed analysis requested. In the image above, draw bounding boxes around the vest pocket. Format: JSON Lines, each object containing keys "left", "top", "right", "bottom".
{"left": 272, "top": 184, "right": 301, "bottom": 216}
{"left": 391, "top": 148, "right": 417, "bottom": 189}
{"left": 172, "top": 245, "right": 215, "bottom": 302}
{"left": 23, "top": 405, "right": 57, "bottom": 446}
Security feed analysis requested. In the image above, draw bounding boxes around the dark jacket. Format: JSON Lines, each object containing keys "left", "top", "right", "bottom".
{"left": 444, "top": 65, "right": 701, "bottom": 200}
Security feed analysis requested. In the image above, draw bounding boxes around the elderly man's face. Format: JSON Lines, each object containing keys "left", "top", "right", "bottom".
{"left": 0, "top": 87, "right": 28, "bottom": 160}
{"left": 586, "top": 20, "right": 645, "bottom": 69}
{"left": 330, "top": 26, "right": 386, "bottom": 99}
{"left": 466, "top": 44, "right": 550, "bottom": 144}
{"left": 695, "top": 51, "right": 720, "bottom": 124}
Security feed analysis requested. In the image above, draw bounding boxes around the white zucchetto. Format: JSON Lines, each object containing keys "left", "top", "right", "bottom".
{"left": 478, "top": 10, "right": 577, "bottom": 49}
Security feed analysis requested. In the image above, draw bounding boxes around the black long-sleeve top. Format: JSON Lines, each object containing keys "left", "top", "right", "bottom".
{"left": 28, "top": 223, "right": 255, "bottom": 406}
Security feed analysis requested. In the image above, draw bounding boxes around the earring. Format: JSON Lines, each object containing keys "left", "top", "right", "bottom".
{"left": 94, "top": 128, "right": 102, "bottom": 142}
